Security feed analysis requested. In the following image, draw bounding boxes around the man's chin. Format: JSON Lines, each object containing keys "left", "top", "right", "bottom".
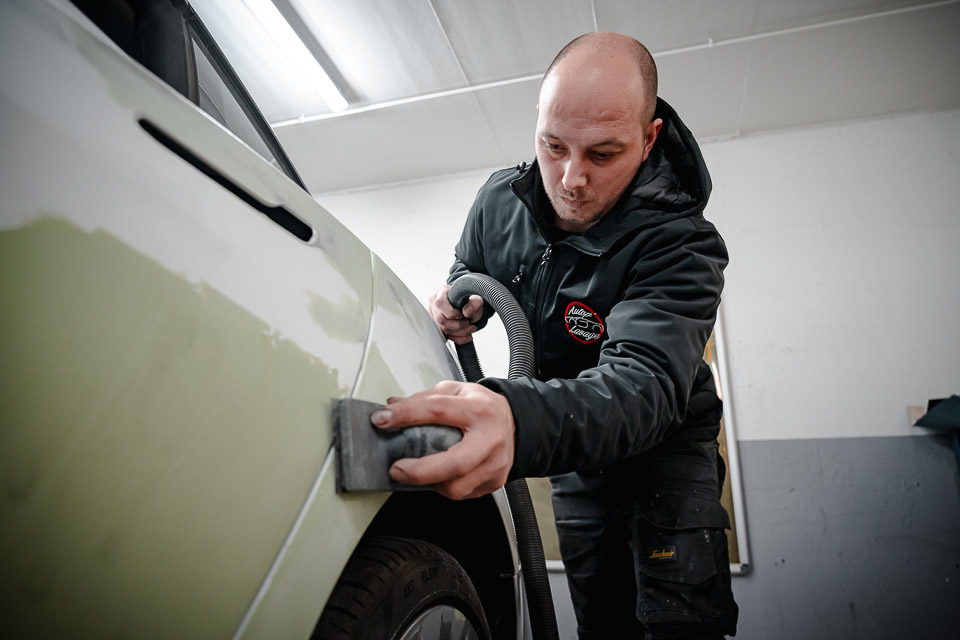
{"left": 547, "top": 193, "right": 602, "bottom": 229}
{"left": 556, "top": 209, "right": 604, "bottom": 232}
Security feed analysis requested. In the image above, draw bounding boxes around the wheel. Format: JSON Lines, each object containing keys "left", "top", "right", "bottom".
{"left": 313, "top": 536, "right": 492, "bottom": 640}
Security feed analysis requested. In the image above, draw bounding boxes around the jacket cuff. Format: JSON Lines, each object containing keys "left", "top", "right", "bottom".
{"left": 477, "top": 376, "right": 538, "bottom": 480}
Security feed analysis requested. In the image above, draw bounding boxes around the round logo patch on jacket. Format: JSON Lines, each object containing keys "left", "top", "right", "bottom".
{"left": 564, "top": 301, "right": 605, "bottom": 344}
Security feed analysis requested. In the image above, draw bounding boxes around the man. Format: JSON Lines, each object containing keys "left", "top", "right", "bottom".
{"left": 372, "top": 32, "right": 739, "bottom": 638}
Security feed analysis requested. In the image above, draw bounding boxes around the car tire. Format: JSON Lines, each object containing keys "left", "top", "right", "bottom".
{"left": 312, "top": 536, "right": 492, "bottom": 640}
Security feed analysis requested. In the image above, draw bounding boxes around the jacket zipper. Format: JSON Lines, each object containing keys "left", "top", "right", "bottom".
{"left": 532, "top": 244, "right": 553, "bottom": 377}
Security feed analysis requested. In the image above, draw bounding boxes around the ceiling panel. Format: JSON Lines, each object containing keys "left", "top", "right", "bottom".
{"left": 753, "top": 0, "right": 934, "bottom": 31}
{"left": 594, "top": 0, "right": 935, "bottom": 53}
{"left": 252, "top": 0, "right": 960, "bottom": 193}
{"left": 656, "top": 45, "right": 751, "bottom": 140}
{"left": 471, "top": 80, "right": 541, "bottom": 165}
{"left": 594, "top": 0, "right": 763, "bottom": 52}
{"left": 432, "top": 0, "right": 595, "bottom": 84}
{"left": 290, "top": 0, "right": 467, "bottom": 105}
{"left": 739, "top": 2, "right": 960, "bottom": 133}
{"left": 275, "top": 93, "right": 504, "bottom": 192}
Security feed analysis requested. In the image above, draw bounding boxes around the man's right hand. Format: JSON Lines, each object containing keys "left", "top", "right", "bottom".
{"left": 428, "top": 284, "right": 483, "bottom": 345}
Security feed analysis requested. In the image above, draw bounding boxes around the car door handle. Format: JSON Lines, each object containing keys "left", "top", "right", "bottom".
{"left": 139, "top": 118, "right": 314, "bottom": 242}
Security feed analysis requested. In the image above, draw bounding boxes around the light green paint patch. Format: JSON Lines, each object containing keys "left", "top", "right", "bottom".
{"left": 303, "top": 217, "right": 374, "bottom": 297}
{"left": 418, "top": 361, "right": 448, "bottom": 390}
{"left": 0, "top": 217, "right": 345, "bottom": 638}
{"left": 375, "top": 257, "right": 429, "bottom": 333}
{"left": 351, "top": 256, "right": 462, "bottom": 403}
{"left": 306, "top": 291, "right": 369, "bottom": 344}
{"left": 352, "top": 341, "right": 405, "bottom": 404}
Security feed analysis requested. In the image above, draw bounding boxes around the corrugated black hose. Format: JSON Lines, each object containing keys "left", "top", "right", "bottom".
{"left": 448, "top": 274, "right": 560, "bottom": 640}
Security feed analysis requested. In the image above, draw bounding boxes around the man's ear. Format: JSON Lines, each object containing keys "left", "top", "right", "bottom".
{"left": 643, "top": 117, "right": 663, "bottom": 161}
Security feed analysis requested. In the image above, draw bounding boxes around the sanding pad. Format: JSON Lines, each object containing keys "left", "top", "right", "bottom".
{"left": 332, "top": 398, "right": 463, "bottom": 493}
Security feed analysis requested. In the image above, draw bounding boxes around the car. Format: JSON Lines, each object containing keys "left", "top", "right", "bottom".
{"left": 0, "top": 1, "right": 534, "bottom": 637}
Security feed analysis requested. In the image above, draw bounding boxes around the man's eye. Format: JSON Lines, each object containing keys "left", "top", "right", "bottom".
{"left": 548, "top": 144, "right": 564, "bottom": 152}
{"left": 593, "top": 151, "right": 614, "bottom": 161}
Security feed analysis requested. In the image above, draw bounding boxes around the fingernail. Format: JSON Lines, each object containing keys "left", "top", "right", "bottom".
{"left": 371, "top": 409, "right": 392, "bottom": 426}
{"left": 390, "top": 462, "right": 409, "bottom": 483}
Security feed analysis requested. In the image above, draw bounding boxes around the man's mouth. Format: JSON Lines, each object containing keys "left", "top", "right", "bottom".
{"left": 560, "top": 194, "right": 588, "bottom": 209}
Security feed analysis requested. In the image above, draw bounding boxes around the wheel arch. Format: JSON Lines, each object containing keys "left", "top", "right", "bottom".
{"left": 362, "top": 491, "right": 520, "bottom": 638}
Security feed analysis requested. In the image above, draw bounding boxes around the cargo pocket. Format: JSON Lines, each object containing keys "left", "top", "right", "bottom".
{"left": 628, "top": 495, "right": 737, "bottom": 629}
{"left": 636, "top": 527, "right": 719, "bottom": 586}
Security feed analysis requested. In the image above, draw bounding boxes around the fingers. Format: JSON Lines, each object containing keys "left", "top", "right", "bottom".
{"left": 446, "top": 324, "right": 477, "bottom": 345}
{"left": 460, "top": 295, "right": 484, "bottom": 323}
{"left": 390, "top": 424, "right": 498, "bottom": 481}
{"left": 390, "top": 430, "right": 511, "bottom": 500}
{"left": 428, "top": 286, "right": 484, "bottom": 344}
{"left": 372, "top": 382, "right": 515, "bottom": 500}
{"left": 430, "top": 465, "right": 509, "bottom": 501}
{"left": 372, "top": 381, "right": 480, "bottom": 429}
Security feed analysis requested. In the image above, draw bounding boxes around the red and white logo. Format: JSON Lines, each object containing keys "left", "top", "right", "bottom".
{"left": 564, "top": 301, "right": 605, "bottom": 344}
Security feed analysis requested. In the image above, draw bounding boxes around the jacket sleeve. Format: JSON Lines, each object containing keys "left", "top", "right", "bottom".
{"left": 481, "top": 216, "right": 728, "bottom": 479}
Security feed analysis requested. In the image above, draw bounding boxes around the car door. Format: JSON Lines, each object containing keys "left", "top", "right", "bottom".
{"left": 0, "top": 1, "right": 465, "bottom": 637}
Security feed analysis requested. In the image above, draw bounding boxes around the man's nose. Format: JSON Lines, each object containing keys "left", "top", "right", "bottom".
{"left": 562, "top": 156, "right": 587, "bottom": 191}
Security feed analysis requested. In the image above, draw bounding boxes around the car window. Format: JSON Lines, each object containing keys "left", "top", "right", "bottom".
{"left": 183, "top": 14, "right": 305, "bottom": 188}
{"left": 191, "top": 35, "right": 282, "bottom": 172}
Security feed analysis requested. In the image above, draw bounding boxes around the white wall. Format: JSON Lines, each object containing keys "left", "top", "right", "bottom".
{"left": 703, "top": 109, "right": 960, "bottom": 441}
{"left": 317, "top": 169, "right": 514, "bottom": 379}
{"left": 317, "top": 108, "right": 960, "bottom": 442}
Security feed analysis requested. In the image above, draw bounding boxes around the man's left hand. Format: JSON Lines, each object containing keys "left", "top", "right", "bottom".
{"left": 370, "top": 381, "right": 515, "bottom": 500}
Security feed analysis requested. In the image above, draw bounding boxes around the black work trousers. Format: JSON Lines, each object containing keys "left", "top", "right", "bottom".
{"left": 550, "top": 429, "right": 739, "bottom": 639}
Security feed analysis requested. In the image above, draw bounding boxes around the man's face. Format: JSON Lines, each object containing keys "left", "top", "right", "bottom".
{"left": 535, "top": 66, "right": 660, "bottom": 233}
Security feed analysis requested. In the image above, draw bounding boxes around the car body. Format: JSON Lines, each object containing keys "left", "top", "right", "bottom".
{"left": 0, "top": 1, "right": 528, "bottom": 637}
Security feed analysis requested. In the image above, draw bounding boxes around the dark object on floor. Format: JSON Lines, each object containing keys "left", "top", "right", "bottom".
{"left": 914, "top": 394, "right": 960, "bottom": 476}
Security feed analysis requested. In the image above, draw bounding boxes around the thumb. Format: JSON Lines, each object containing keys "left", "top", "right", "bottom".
{"left": 463, "top": 294, "right": 484, "bottom": 321}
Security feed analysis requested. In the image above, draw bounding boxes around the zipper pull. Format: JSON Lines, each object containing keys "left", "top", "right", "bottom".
{"left": 512, "top": 269, "right": 524, "bottom": 283}
{"left": 541, "top": 245, "right": 552, "bottom": 262}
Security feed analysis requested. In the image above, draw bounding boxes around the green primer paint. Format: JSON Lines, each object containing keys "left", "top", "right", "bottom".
{"left": 0, "top": 217, "right": 348, "bottom": 638}
{"left": 352, "top": 341, "right": 405, "bottom": 403}
{"left": 236, "top": 456, "right": 389, "bottom": 639}
{"left": 418, "top": 361, "right": 447, "bottom": 391}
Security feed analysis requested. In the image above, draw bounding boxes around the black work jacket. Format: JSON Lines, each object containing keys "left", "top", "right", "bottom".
{"left": 449, "top": 99, "right": 728, "bottom": 483}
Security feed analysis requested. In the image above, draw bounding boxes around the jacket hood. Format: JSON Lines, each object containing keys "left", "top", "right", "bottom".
{"left": 629, "top": 97, "right": 712, "bottom": 219}
{"left": 510, "top": 97, "right": 711, "bottom": 251}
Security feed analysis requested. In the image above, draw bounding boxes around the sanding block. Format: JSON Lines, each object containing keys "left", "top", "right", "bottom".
{"left": 332, "top": 398, "right": 463, "bottom": 493}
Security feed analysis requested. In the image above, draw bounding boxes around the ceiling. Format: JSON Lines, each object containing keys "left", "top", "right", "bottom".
{"left": 192, "top": 0, "right": 960, "bottom": 194}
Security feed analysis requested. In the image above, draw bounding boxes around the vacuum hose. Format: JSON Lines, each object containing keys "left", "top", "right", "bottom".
{"left": 448, "top": 274, "right": 560, "bottom": 640}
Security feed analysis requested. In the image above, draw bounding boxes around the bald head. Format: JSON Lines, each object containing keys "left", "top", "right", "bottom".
{"left": 542, "top": 32, "right": 658, "bottom": 125}
{"left": 534, "top": 32, "right": 663, "bottom": 232}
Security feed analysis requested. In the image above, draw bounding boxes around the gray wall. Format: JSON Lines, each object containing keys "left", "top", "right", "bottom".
{"left": 734, "top": 436, "right": 960, "bottom": 639}
{"left": 543, "top": 435, "right": 960, "bottom": 640}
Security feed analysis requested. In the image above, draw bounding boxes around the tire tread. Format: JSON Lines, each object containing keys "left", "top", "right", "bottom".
{"left": 312, "top": 536, "right": 490, "bottom": 640}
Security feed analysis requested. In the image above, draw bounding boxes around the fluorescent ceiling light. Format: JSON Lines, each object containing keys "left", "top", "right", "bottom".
{"left": 241, "top": 0, "right": 348, "bottom": 113}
